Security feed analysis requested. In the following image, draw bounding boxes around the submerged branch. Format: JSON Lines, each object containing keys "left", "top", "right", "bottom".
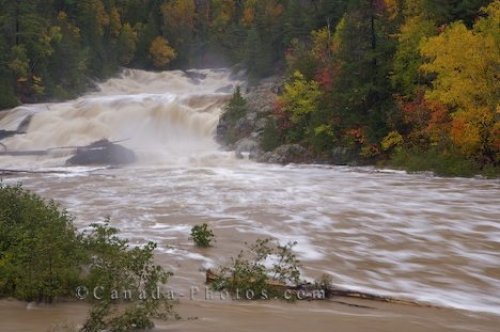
{"left": 206, "top": 269, "right": 438, "bottom": 308}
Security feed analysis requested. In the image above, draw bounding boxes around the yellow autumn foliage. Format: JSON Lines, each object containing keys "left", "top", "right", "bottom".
{"left": 381, "top": 131, "right": 404, "bottom": 151}
{"left": 149, "top": 37, "right": 176, "bottom": 68}
{"left": 109, "top": 7, "right": 122, "bottom": 38}
{"left": 161, "top": 0, "right": 195, "bottom": 31}
{"left": 451, "top": 107, "right": 495, "bottom": 156}
{"left": 280, "top": 71, "right": 322, "bottom": 124}
{"left": 420, "top": 1, "right": 499, "bottom": 156}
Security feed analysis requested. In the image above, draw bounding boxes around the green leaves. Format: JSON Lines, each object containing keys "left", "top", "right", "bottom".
{"left": 392, "top": 16, "right": 436, "bottom": 96}
{"left": 212, "top": 238, "right": 302, "bottom": 299}
{"left": 149, "top": 36, "right": 176, "bottom": 68}
{"left": 190, "top": 223, "right": 215, "bottom": 248}
{"left": 0, "top": 184, "right": 176, "bottom": 330}
{"left": 419, "top": 2, "right": 499, "bottom": 161}
{"left": 281, "top": 71, "right": 322, "bottom": 124}
{"left": 0, "top": 184, "right": 80, "bottom": 302}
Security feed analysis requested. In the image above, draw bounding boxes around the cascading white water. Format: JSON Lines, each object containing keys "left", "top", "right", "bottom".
{"left": 0, "top": 68, "right": 241, "bottom": 168}
{"left": 1, "top": 69, "right": 499, "bottom": 332}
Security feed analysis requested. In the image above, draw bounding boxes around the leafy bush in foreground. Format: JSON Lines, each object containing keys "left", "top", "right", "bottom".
{"left": 211, "top": 238, "right": 302, "bottom": 299}
{"left": 0, "top": 184, "right": 81, "bottom": 302}
{"left": 0, "top": 184, "right": 176, "bottom": 331}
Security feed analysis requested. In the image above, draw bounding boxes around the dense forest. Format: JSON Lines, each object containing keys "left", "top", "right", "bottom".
{"left": 0, "top": 0, "right": 498, "bottom": 175}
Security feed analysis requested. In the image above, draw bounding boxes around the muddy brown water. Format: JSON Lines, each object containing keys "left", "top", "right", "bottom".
{"left": 0, "top": 69, "right": 499, "bottom": 331}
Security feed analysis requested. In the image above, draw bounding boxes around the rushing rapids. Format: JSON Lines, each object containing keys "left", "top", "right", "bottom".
{"left": 0, "top": 68, "right": 238, "bottom": 169}
{"left": 0, "top": 69, "right": 499, "bottom": 331}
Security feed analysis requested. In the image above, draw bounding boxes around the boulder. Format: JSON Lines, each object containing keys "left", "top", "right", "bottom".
{"left": 257, "top": 144, "right": 309, "bottom": 164}
{"left": 65, "top": 139, "right": 136, "bottom": 166}
{"left": 0, "top": 130, "right": 17, "bottom": 140}
{"left": 184, "top": 70, "right": 207, "bottom": 84}
{"left": 0, "top": 115, "right": 33, "bottom": 140}
{"left": 234, "top": 138, "right": 261, "bottom": 159}
{"left": 17, "top": 114, "right": 33, "bottom": 133}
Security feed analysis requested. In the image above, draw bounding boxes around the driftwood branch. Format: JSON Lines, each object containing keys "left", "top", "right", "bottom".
{"left": 0, "top": 149, "right": 49, "bottom": 156}
{"left": 0, "top": 168, "right": 73, "bottom": 176}
{"left": 0, "top": 138, "right": 130, "bottom": 156}
{"left": 205, "top": 269, "right": 437, "bottom": 308}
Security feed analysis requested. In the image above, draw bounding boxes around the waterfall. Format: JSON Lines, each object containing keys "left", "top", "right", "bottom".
{"left": 0, "top": 68, "right": 241, "bottom": 167}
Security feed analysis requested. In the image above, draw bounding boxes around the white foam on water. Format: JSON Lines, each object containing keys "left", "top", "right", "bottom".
{"left": 0, "top": 68, "right": 241, "bottom": 169}
{"left": 1, "top": 69, "right": 499, "bottom": 317}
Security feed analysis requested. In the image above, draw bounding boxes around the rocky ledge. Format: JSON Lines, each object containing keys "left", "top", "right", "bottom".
{"left": 65, "top": 139, "right": 136, "bottom": 166}
{"left": 216, "top": 75, "right": 314, "bottom": 165}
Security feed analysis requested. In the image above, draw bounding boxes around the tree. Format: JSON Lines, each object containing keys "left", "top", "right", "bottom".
{"left": 244, "top": 28, "right": 272, "bottom": 80}
{"left": 149, "top": 36, "right": 176, "bottom": 68}
{"left": 392, "top": 16, "right": 436, "bottom": 97}
{"left": 45, "top": 10, "right": 88, "bottom": 99}
{"left": 329, "top": 1, "right": 397, "bottom": 143}
{"left": 279, "top": 70, "right": 322, "bottom": 142}
{"left": 116, "top": 23, "right": 137, "bottom": 66}
{"left": 160, "top": 0, "right": 195, "bottom": 65}
{"left": 420, "top": 2, "right": 499, "bottom": 162}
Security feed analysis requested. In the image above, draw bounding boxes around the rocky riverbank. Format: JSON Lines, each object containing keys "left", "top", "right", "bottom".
{"left": 216, "top": 76, "right": 354, "bottom": 166}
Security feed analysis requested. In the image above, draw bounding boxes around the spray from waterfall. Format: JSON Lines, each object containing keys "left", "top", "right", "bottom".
{"left": 0, "top": 69, "right": 242, "bottom": 168}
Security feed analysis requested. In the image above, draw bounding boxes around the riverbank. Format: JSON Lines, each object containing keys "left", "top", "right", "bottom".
{"left": 216, "top": 77, "right": 499, "bottom": 178}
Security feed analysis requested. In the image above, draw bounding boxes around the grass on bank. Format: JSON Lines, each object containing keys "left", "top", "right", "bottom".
{"left": 384, "top": 148, "right": 499, "bottom": 178}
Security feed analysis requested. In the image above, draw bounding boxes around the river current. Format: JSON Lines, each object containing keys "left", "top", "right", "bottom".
{"left": 0, "top": 69, "right": 498, "bottom": 331}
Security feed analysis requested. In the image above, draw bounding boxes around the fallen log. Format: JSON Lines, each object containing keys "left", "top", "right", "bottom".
{"left": 0, "top": 168, "right": 73, "bottom": 176}
{"left": 0, "top": 138, "right": 135, "bottom": 166}
{"left": 0, "top": 149, "right": 49, "bottom": 156}
{"left": 205, "top": 269, "right": 437, "bottom": 308}
{"left": 0, "top": 129, "right": 19, "bottom": 140}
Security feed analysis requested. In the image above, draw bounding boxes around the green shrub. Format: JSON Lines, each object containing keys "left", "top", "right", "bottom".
{"left": 190, "top": 223, "right": 215, "bottom": 248}
{"left": 220, "top": 87, "right": 249, "bottom": 145}
{"left": 0, "top": 184, "right": 177, "bottom": 330}
{"left": 211, "top": 238, "right": 302, "bottom": 299}
{"left": 387, "top": 147, "right": 499, "bottom": 177}
{"left": 0, "top": 184, "right": 81, "bottom": 302}
{"left": 260, "top": 118, "right": 282, "bottom": 152}
{"left": 223, "top": 86, "right": 247, "bottom": 123}
{"left": 0, "top": 78, "right": 18, "bottom": 110}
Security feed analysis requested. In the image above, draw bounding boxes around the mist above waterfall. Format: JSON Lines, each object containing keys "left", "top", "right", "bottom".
{"left": 0, "top": 69, "right": 242, "bottom": 168}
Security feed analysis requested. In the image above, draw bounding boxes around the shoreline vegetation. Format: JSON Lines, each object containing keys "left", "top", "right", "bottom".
{"left": 0, "top": 1, "right": 498, "bottom": 178}
{"left": 217, "top": 81, "right": 499, "bottom": 178}
{"left": 0, "top": 184, "right": 178, "bottom": 331}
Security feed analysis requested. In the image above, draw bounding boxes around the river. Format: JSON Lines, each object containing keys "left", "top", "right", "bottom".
{"left": 0, "top": 69, "right": 499, "bottom": 332}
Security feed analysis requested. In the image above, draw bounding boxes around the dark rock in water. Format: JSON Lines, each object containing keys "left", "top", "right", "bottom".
{"left": 0, "top": 130, "right": 18, "bottom": 140}
{"left": 0, "top": 115, "right": 33, "bottom": 141}
{"left": 184, "top": 70, "right": 207, "bottom": 83}
{"left": 17, "top": 114, "right": 33, "bottom": 133}
{"left": 65, "top": 139, "right": 136, "bottom": 166}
